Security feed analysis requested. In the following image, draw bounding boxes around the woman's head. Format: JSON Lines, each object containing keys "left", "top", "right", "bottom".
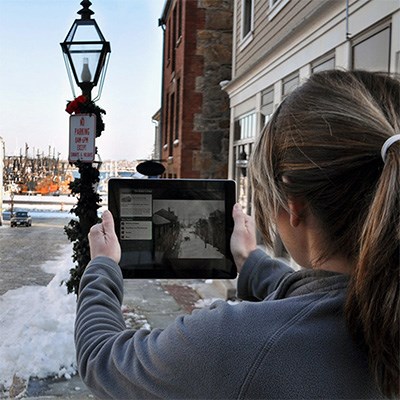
{"left": 250, "top": 70, "right": 399, "bottom": 263}
{"left": 250, "top": 69, "right": 399, "bottom": 398}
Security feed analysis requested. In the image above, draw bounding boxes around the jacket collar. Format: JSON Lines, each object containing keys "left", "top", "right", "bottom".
{"left": 271, "top": 269, "right": 349, "bottom": 300}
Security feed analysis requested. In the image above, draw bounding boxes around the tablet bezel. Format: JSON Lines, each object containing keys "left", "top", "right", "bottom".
{"left": 108, "top": 178, "right": 237, "bottom": 279}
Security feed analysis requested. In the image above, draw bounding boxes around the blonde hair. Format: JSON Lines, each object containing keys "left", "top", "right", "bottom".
{"left": 250, "top": 70, "right": 399, "bottom": 398}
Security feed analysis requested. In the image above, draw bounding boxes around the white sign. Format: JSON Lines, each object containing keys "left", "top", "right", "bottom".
{"left": 120, "top": 192, "right": 152, "bottom": 217}
{"left": 69, "top": 114, "right": 96, "bottom": 162}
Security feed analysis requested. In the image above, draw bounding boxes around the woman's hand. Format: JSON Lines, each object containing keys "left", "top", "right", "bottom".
{"left": 230, "top": 203, "right": 257, "bottom": 273}
{"left": 89, "top": 210, "right": 121, "bottom": 264}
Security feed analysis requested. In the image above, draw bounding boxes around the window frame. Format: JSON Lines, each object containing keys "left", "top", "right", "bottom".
{"left": 261, "top": 85, "right": 274, "bottom": 126}
{"left": 268, "top": 0, "right": 290, "bottom": 21}
{"left": 174, "top": 78, "right": 180, "bottom": 143}
{"left": 282, "top": 71, "right": 299, "bottom": 100}
{"left": 240, "top": 0, "right": 254, "bottom": 49}
{"left": 234, "top": 111, "right": 257, "bottom": 142}
{"left": 311, "top": 53, "right": 335, "bottom": 73}
{"left": 351, "top": 22, "right": 391, "bottom": 72}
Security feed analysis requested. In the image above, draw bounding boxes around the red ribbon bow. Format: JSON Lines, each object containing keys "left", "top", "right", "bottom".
{"left": 65, "top": 95, "right": 87, "bottom": 115}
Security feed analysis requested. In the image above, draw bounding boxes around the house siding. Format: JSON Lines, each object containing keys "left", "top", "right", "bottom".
{"left": 226, "top": 0, "right": 400, "bottom": 242}
{"left": 235, "top": 0, "right": 330, "bottom": 78}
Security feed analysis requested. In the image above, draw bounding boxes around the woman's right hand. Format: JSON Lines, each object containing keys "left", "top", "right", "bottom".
{"left": 230, "top": 203, "right": 257, "bottom": 273}
{"left": 88, "top": 210, "right": 121, "bottom": 264}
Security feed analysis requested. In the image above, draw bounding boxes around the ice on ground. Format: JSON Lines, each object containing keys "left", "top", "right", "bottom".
{"left": 194, "top": 298, "right": 240, "bottom": 308}
{"left": 0, "top": 245, "right": 77, "bottom": 389}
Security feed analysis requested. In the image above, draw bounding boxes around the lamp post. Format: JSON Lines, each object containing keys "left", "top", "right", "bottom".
{"left": 61, "top": 0, "right": 111, "bottom": 294}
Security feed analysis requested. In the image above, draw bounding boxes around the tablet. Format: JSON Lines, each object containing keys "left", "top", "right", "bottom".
{"left": 108, "top": 178, "right": 237, "bottom": 279}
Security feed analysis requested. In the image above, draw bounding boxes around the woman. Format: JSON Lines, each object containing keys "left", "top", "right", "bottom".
{"left": 76, "top": 70, "right": 399, "bottom": 399}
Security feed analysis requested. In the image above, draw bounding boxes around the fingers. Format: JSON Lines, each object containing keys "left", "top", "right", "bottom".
{"left": 101, "top": 210, "right": 115, "bottom": 234}
{"left": 233, "top": 203, "right": 254, "bottom": 232}
{"left": 232, "top": 203, "right": 245, "bottom": 224}
{"left": 88, "top": 210, "right": 115, "bottom": 244}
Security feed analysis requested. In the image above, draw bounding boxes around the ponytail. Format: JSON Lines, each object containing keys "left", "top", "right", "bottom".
{"left": 346, "top": 143, "right": 400, "bottom": 398}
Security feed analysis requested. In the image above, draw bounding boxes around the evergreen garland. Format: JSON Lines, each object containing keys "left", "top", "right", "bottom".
{"left": 64, "top": 96, "right": 106, "bottom": 295}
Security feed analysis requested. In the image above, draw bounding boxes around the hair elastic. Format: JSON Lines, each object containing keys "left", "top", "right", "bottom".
{"left": 381, "top": 134, "right": 400, "bottom": 162}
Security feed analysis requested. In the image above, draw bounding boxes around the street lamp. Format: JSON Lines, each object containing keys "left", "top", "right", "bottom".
{"left": 61, "top": 0, "right": 111, "bottom": 101}
{"left": 61, "top": 0, "right": 111, "bottom": 295}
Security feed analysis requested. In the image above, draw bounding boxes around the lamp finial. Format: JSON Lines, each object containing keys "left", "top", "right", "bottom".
{"left": 78, "top": 0, "right": 94, "bottom": 20}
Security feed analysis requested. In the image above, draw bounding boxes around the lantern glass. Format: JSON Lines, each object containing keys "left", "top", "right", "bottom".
{"left": 67, "top": 43, "right": 103, "bottom": 84}
{"left": 61, "top": 18, "right": 110, "bottom": 91}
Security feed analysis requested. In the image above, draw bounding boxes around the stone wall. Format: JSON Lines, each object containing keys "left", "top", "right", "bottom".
{"left": 193, "top": 0, "right": 233, "bottom": 179}
{"left": 160, "top": 0, "right": 233, "bottom": 179}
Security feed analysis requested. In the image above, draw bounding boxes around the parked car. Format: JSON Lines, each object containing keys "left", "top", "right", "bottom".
{"left": 2, "top": 210, "right": 11, "bottom": 221}
{"left": 10, "top": 211, "right": 32, "bottom": 227}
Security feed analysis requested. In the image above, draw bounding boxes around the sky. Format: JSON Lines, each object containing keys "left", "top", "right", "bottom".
{"left": 0, "top": 0, "right": 165, "bottom": 161}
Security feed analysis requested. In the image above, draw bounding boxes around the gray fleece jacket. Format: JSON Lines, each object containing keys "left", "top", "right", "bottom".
{"left": 75, "top": 249, "right": 384, "bottom": 399}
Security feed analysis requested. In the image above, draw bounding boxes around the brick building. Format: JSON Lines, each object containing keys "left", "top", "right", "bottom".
{"left": 158, "top": 0, "right": 233, "bottom": 178}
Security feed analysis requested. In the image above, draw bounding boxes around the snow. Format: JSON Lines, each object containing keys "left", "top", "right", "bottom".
{"left": 0, "top": 245, "right": 77, "bottom": 389}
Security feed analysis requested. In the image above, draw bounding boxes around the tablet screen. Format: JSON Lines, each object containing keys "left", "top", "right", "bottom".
{"left": 108, "top": 179, "right": 237, "bottom": 279}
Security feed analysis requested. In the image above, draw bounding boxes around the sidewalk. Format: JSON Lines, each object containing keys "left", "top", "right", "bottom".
{"left": 21, "top": 278, "right": 236, "bottom": 399}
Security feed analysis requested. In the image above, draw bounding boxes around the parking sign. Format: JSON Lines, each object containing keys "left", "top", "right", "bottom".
{"left": 69, "top": 114, "right": 96, "bottom": 162}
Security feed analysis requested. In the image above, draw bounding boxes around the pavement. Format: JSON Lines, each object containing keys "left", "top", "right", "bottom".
{"left": 11, "top": 277, "right": 237, "bottom": 399}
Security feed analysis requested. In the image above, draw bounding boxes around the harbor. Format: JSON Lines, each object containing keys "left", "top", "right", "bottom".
{"left": 0, "top": 143, "right": 139, "bottom": 221}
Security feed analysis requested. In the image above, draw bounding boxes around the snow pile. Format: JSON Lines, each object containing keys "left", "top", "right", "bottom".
{"left": 0, "top": 242, "right": 228, "bottom": 390}
{"left": 0, "top": 245, "right": 77, "bottom": 389}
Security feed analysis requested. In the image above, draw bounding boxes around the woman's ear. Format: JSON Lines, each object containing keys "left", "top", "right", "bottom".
{"left": 287, "top": 198, "right": 305, "bottom": 228}
{"left": 282, "top": 176, "right": 306, "bottom": 228}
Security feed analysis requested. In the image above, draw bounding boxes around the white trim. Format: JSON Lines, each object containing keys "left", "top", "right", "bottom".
{"left": 236, "top": 109, "right": 256, "bottom": 120}
{"left": 239, "top": 32, "right": 254, "bottom": 51}
{"left": 268, "top": 0, "right": 290, "bottom": 21}
{"left": 232, "top": 0, "right": 238, "bottom": 78}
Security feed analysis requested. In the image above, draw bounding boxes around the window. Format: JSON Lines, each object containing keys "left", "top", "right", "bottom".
{"left": 175, "top": 79, "right": 180, "bottom": 141}
{"left": 171, "top": 6, "right": 177, "bottom": 71}
{"left": 242, "top": 0, "right": 253, "bottom": 39}
{"left": 163, "top": 95, "right": 170, "bottom": 147}
{"left": 166, "top": 20, "right": 171, "bottom": 65}
{"left": 169, "top": 93, "right": 175, "bottom": 156}
{"left": 261, "top": 86, "right": 274, "bottom": 126}
{"left": 233, "top": 143, "right": 253, "bottom": 215}
{"left": 352, "top": 25, "right": 390, "bottom": 72}
{"left": 234, "top": 112, "right": 257, "bottom": 141}
{"left": 282, "top": 71, "right": 299, "bottom": 99}
{"left": 177, "top": 0, "right": 182, "bottom": 40}
{"left": 312, "top": 54, "right": 335, "bottom": 73}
